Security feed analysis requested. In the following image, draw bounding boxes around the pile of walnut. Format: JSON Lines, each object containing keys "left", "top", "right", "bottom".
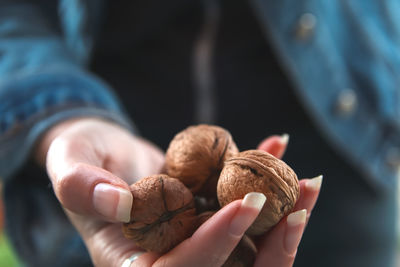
{"left": 122, "top": 125, "right": 300, "bottom": 266}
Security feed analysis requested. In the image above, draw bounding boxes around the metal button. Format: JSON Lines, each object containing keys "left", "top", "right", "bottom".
{"left": 295, "top": 13, "right": 317, "bottom": 40}
{"left": 385, "top": 147, "right": 400, "bottom": 172}
{"left": 335, "top": 89, "right": 358, "bottom": 117}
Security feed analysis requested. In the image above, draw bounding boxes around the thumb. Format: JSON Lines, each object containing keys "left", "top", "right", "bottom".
{"left": 46, "top": 134, "right": 133, "bottom": 223}
{"left": 254, "top": 209, "right": 307, "bottom": 267}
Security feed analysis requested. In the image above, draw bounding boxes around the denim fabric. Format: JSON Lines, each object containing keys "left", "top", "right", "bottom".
{"left": 0, "top": 66, "right": 134, "bottom": 179}
{"left": 0, "top": 0, "right": 399, "bottom": 266}
{"left": 251, "top": 0, "right": 400, "bottom": 191}
{"left": 0, "top": 1, "right": 134, "bottom": 180}
{"left": 0, "top": 3, "right": 132, "bottom": 265}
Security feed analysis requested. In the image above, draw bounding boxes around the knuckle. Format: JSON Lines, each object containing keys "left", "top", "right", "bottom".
{"left": 55, "top": 162, "right": 87, "bottom": 201}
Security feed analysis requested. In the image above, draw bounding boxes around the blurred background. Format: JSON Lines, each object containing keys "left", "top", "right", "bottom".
{"left": 0, "top": 183, "right": 19, "bottom": 267}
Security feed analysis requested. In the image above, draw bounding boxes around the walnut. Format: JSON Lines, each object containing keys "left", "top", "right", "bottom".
{"left": 217, "top": 150, "right": 299, "bottom": 235}
{"left": 165, "top": 124, "right": 239, "bottom": 197}
{"left": 122, "top": 174, "right": 196, "bottom": 253}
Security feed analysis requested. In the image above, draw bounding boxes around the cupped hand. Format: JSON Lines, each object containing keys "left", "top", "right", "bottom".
{"left": 128, "top": 134, "right": 321, "bottom": 267}
{"left": 36, "top": 117, "right": 165, "bottom": 266}
{"left": 38, "top": 121, "right": 321, "bottom": 267}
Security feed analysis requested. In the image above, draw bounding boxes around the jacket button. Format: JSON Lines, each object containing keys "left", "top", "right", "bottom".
{"left": 335, "top": 89, "right": 358, "bottom": 117}
{"left": 295, "top": 13, "right": 317, "bottom": 40}
{"left": 385, "top": 147, "right": 400, "bottom": 172}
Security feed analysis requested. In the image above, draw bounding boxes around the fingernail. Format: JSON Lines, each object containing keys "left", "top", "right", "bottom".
{"left": 229, "top": 192, "right": 266, "bottom": 237}
{"left": 306, "top": 175, "right": 323, "bottom": 191}
{"left": 285, "top": 209, "right": 307, "bottom": 254}
{"left": 279, "top": 133, "right": 290, "bottom": 145}
{"left": 93, "top": 183, "right": 133, "bottom": 222}
{"left": 242, "top": 192, "right": 266, "bottom": 210}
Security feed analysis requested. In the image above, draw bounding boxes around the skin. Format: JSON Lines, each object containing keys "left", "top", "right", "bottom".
{"left": 35, "top": 118, "right": 321, "bottom": 267}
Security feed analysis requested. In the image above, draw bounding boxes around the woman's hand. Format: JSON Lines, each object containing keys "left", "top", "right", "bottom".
{"left": 36, "top": 118, "right": 166, "bottom": 266}
{"left": 38, "top": 121, "right": 321, "bottom": 267}
{"left": 125, "top": 134, "right": 320, "bottom": 267}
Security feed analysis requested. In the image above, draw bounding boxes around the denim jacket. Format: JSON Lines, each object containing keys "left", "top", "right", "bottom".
{"left": 0, "top": 0, "right": 399, "bottom": 266}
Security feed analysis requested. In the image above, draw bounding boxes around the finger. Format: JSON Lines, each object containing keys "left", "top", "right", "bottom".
{"left": 257, "top": 134, "right": 289, "bottom": 159}
{"left": 47, "top": 136, "right": 133, "bottom": 223}
{"left": 294, "top": 175, "right": 323, "bottom": 220}
{"left": 254, "top": 209, "right": 307, "bottom": 267}
{"left": 137, "top": 193, "right": 266, "bottom": 267}
{"left": 253, "top": 175, "right": 322, "bottom": 267}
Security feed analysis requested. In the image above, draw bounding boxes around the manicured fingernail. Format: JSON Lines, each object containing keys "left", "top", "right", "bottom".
{"left": 229, "top": 192, "right": 266, "bottom": 237}
{"left": 242, "top": 192, "right": 266, "bottom": 210}
{"left": 306, "top": 175, "right": 323, "bottom": 191}
{"left": 287, "top": 209, "right": 307, "bottom": 227}
{"left": 279, "top": 133, "right": 290, "bottom": 145}
{"left": 285, "top": 209, "right": 307, "bottom": 254}
{"left": 93, "top": 183, "right": 133, "bottom": 222}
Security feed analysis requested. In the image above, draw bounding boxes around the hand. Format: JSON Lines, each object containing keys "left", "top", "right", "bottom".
{"left": 122, "top": 134, "right": 321, "bottom": 267}
{"left": 38, "top": 121, "right": 320, "bottom": 267}
{"left": 36, "top": 118, "right": 165, "bottom": 266}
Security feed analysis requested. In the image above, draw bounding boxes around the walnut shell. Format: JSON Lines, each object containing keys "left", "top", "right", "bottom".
{"left": 122, "top": 175, "right": 196, "bottom": 253}
{"left": 217, "top": 150, "right": 299, "bottom": 235}
{"left": 165, "top": 124, "right": 239, "bottom": 197}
